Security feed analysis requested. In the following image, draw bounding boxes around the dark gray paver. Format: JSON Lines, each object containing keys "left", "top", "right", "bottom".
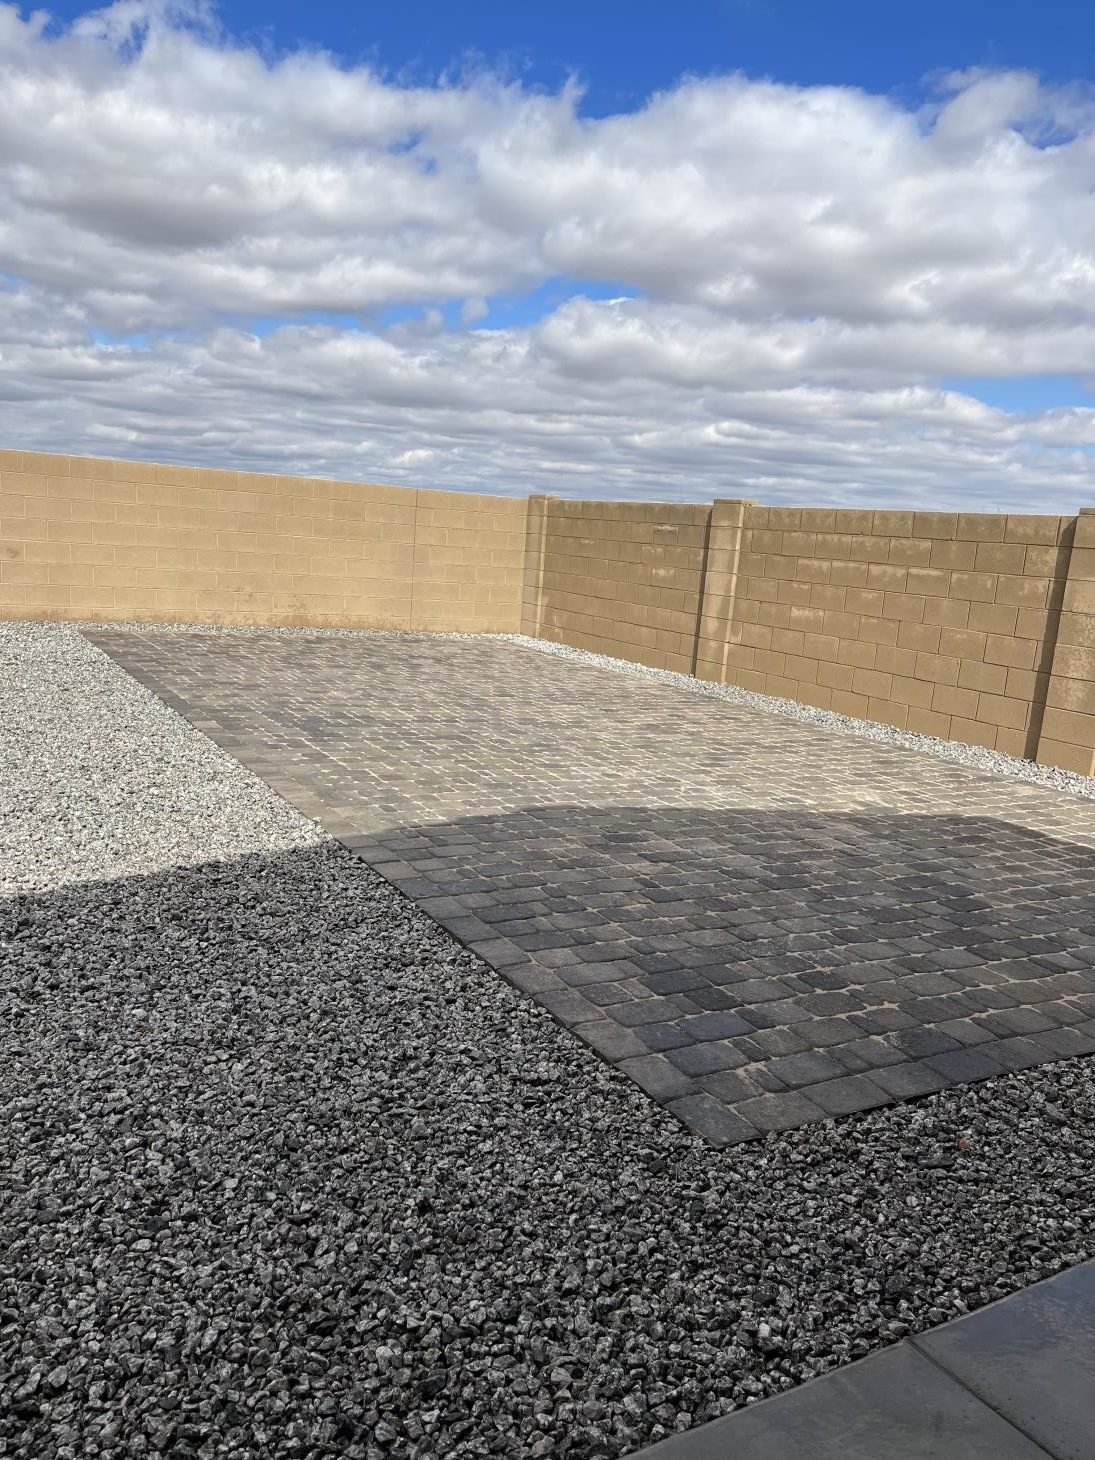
{"left": 85, "top": 630, "right": 1095, "bottom": 1143}
{"left": 633, "top": 1259, "right": 1095, "bottom": 1460}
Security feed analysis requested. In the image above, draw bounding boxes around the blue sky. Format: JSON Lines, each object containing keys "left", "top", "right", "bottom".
{"left": 1, "top": 0, "right": 1094, "bottom": 506}
{"left": 46, "top": 0, "right": 1095, "bottom": 113}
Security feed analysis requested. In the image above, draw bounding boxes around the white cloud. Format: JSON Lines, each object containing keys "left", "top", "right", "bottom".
{"left": 0, "top": 1, "right": 1094, "bottom": 508}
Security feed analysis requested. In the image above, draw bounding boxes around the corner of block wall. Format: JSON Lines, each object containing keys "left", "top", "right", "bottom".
{"left": 1032, "top": 506, "right": 1095, "bottom": 775}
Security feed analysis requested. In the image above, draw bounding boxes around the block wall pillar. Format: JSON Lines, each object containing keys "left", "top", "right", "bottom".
{"left": 1038, "top": 508, "right": 1095, "bottom": 773}
{"left": 692, "top": 499, "right": 755, "bottom": 682}
{"left": 520, "top": 494, "right": 556, "bottom": 638}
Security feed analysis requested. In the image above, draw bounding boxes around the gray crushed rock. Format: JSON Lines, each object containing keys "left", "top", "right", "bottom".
{"left": 1, "top": 619, "right": 1093, "bottom": 1460}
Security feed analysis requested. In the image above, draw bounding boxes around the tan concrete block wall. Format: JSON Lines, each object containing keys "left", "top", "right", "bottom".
{"left": 7, "top": 447, "right": 1094, "bottom": 772}
{"left": 530, "top": 496, "right": 1092, "bottom": 773}
{"left": 724, "top": 506, "right": 1074, "bottom": 761}
{"left": 533, "top": 498, "right": 711, "bottom": 674}
{"left": 0, "top": 450, "right": 526, "bottom": 631}
{"left": 409, "top": 487, "right": 527, "bottom": 632}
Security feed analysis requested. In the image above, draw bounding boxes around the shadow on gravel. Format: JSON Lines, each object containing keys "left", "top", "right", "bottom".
{"left": 3, "top": 811, "right": 1095, "bottom": 1458}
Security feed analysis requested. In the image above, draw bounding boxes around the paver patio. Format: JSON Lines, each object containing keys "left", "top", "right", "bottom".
{"left": 87, "top": 630, "right": 1095, "bottom": 1145}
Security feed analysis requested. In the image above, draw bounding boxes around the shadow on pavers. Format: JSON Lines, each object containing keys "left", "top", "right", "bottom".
{"left": 342, "top": 803, "right": 1095, "bottom": 1143}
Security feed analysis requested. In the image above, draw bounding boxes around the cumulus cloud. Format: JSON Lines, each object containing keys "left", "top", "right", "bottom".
{"left": 0, "top": 0, "right": 1093, "bottom": 507}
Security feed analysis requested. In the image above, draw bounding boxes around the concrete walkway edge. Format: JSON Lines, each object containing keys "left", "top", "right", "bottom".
{"left": 631, "top": 1257, "right": 1095, "bottom": 1459}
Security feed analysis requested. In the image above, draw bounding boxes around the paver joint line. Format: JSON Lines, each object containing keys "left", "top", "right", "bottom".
{"left": 84, "top": 628, "right": 1095, "bottom": 1143}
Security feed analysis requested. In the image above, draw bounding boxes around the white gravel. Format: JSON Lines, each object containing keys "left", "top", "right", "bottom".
{"left": 2, "top": 619, "right": 1094, "bottom": 1460}
{"left": 501, "top": 634, "right": 1095, "bottom": 802}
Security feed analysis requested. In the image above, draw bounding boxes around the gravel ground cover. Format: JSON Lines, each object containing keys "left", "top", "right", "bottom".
{"left": 2, "top": 619, "right": 1094, "bottom": 1460}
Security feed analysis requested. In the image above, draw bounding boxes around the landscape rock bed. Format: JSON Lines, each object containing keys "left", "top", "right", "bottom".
{"left": 2, "top": 619, "right": 1093, "bottom": 1460}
